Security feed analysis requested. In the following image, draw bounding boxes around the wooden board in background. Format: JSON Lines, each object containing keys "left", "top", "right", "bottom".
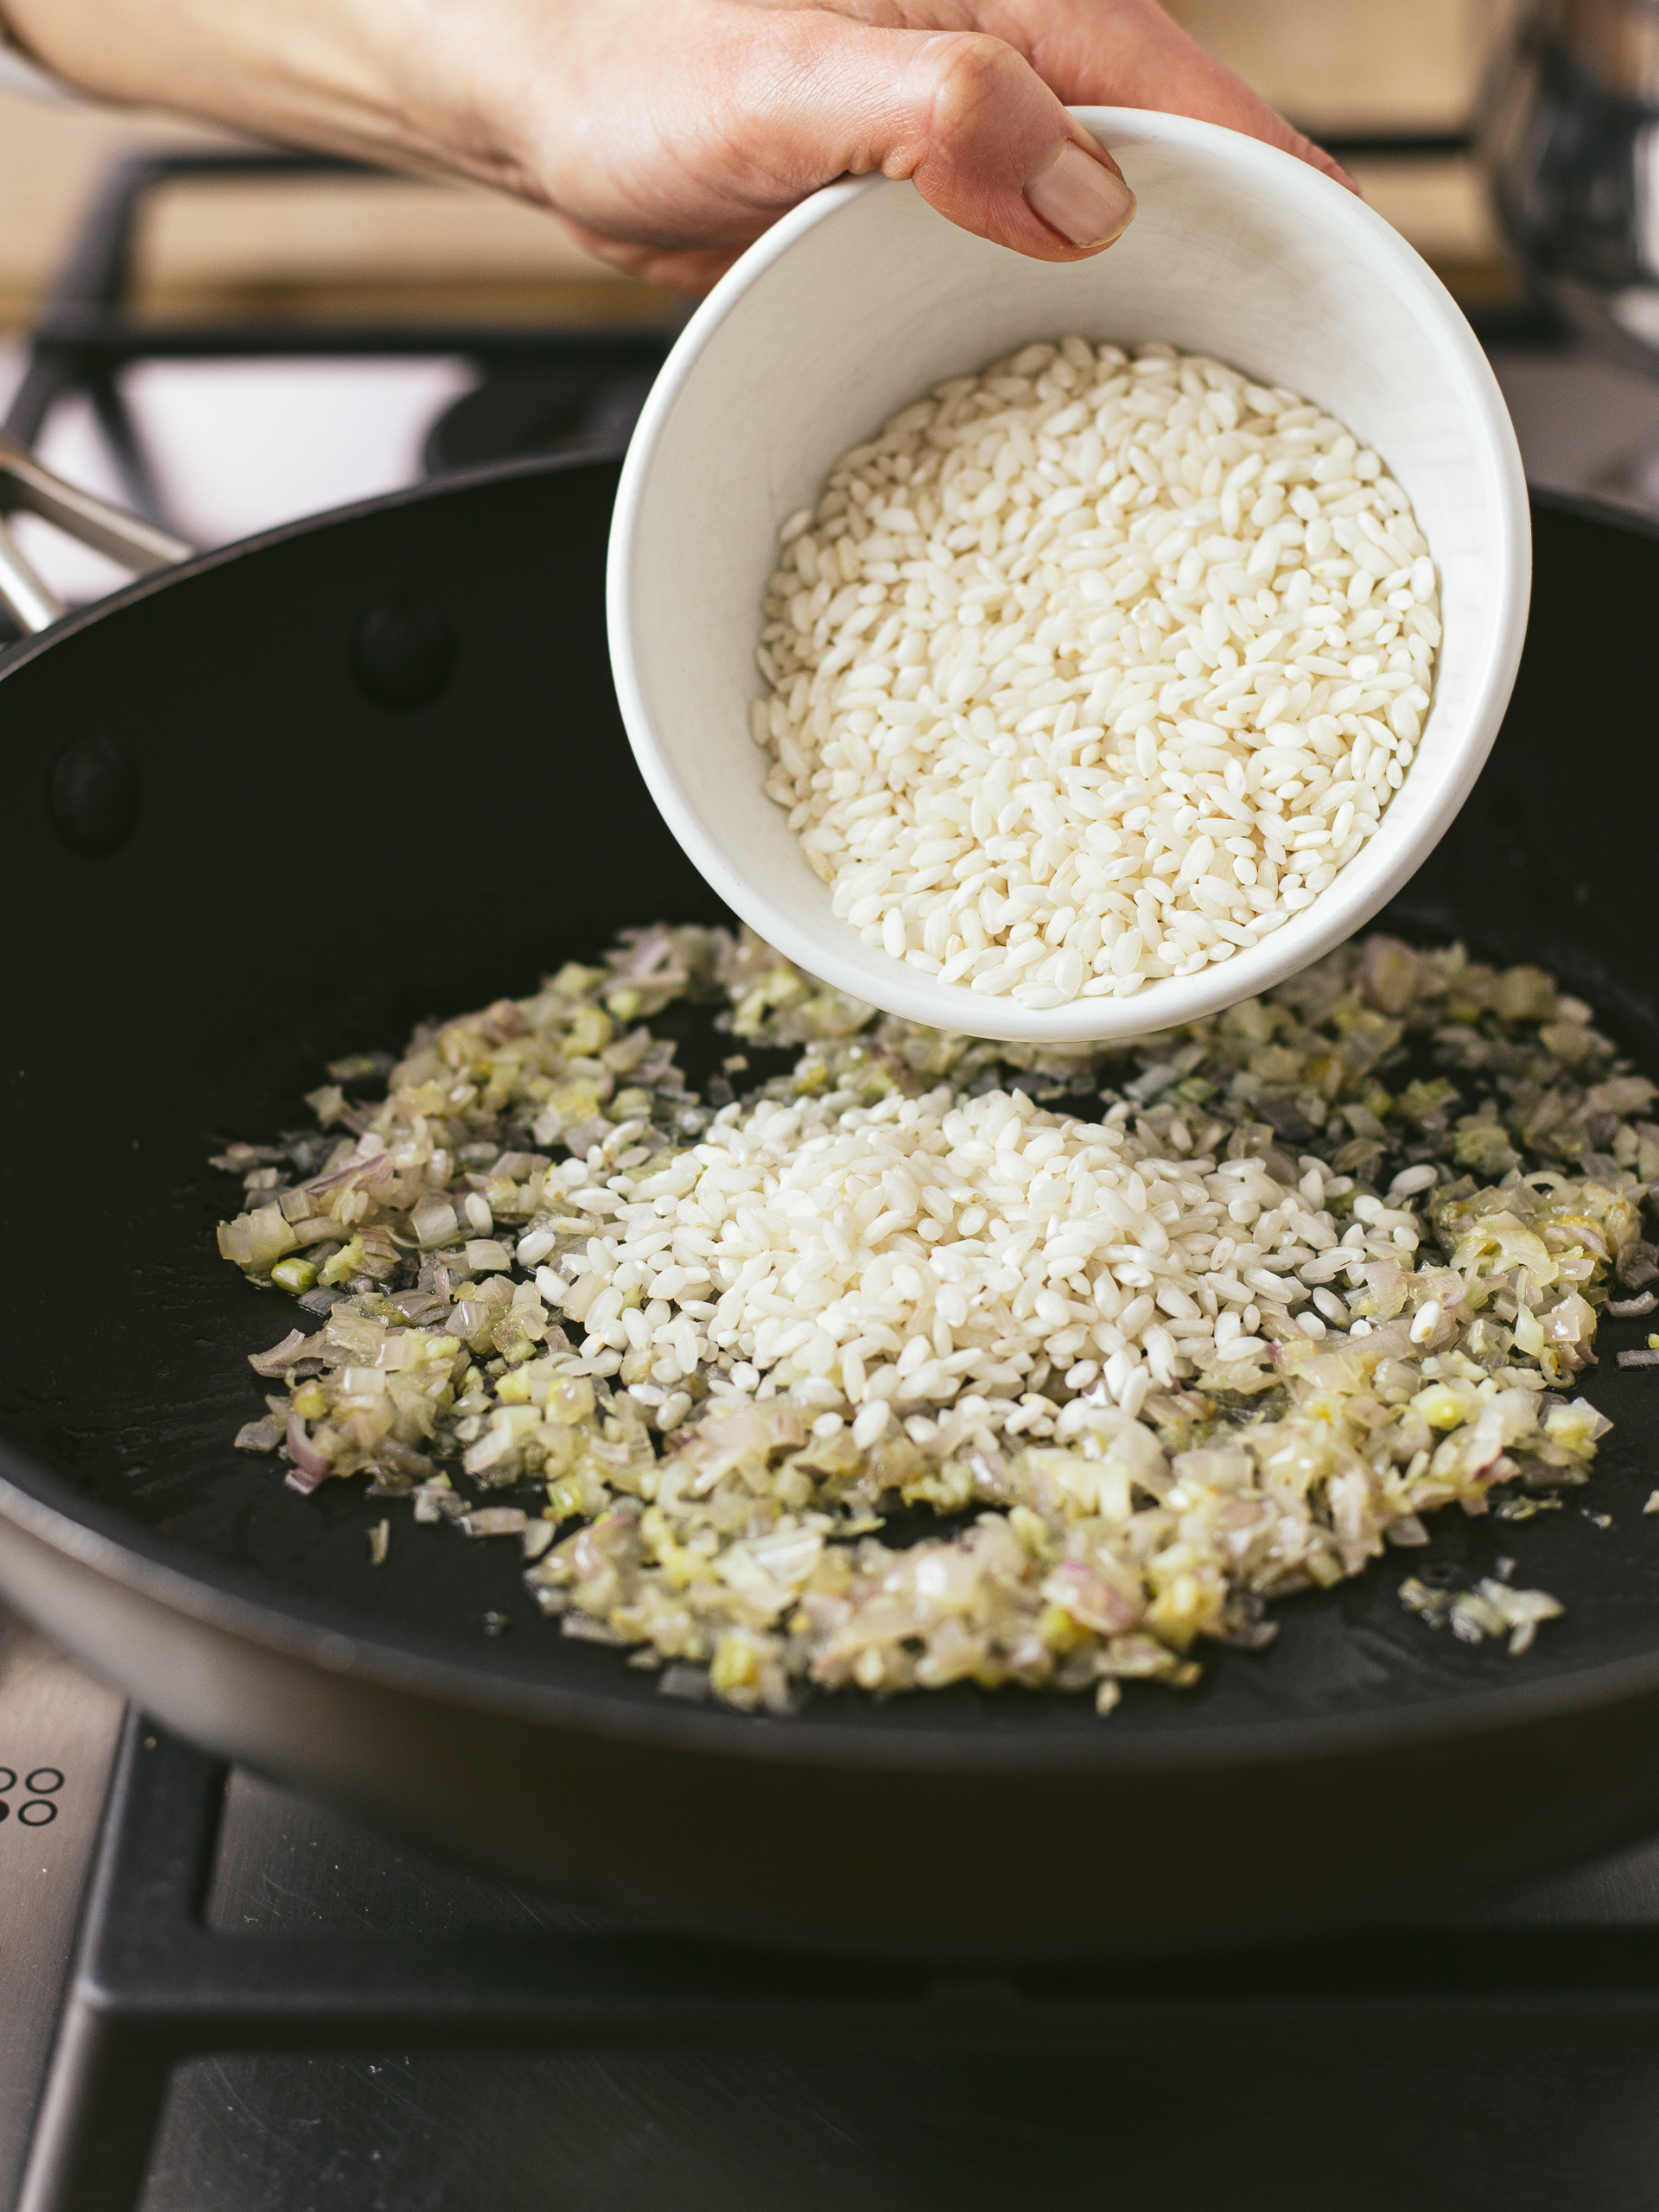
{"left": 1164, "top": 0, "right": 1521, "bottom": 134}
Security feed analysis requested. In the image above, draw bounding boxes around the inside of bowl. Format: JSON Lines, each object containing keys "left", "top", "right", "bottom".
{"left": 620, "top": 112, "right": 1525, "bottom": 1044}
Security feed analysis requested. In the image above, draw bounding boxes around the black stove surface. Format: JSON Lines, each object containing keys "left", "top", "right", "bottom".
{"left": 141, "top": 2037, "right": 1658, "bottom": 2212}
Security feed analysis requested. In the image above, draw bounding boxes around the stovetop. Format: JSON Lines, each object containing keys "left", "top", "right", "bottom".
{"left": 11, "top": 1605, "right": 1659, "bottom": 2212}
{"left": 10, "top": 139, "right": 1659, "bottom": 2212}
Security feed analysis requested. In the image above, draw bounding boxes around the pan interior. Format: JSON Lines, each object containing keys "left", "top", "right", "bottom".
{"left": 2, "top": 455, "right": 1656, "bottom": 1750}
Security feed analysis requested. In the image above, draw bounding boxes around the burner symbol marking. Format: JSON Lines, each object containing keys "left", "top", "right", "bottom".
{"left": 0, "top": 1768, "right": 66, "bottom": 1824}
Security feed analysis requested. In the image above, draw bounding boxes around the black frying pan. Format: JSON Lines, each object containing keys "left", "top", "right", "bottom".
{"left": 1, "top": 448, "right": 1657, "bottom": 1961}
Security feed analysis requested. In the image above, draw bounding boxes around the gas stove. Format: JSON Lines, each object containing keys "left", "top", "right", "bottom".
{"left": 9, "top": 141, "right": 1659, "bottom": 2212}
{"left": 12, "top": 1609, "right": 1659, "bottom": 2212}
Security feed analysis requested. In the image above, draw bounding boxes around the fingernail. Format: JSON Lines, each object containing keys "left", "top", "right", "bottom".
{"left": 1024, "top": 141, "right": 1135, "bottom": 249}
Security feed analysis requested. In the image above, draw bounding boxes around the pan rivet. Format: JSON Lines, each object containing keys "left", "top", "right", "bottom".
{"left": 49, "top": 736, "right": 141, "bottom": 857}
{"left": 351, "top": 594, "right": 456, "bottom": 710}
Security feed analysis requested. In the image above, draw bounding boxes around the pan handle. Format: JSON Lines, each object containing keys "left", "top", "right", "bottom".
{"left": 0, "top": 426, "right": 193, "bottom": 636}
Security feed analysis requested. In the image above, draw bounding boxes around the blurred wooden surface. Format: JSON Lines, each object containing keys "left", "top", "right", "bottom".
{"left": 0, "top": 99, "right": 677, "bottom": 327}
{"left": 0, "top": 0, "right": 1522, "bottom": 329}
{"left": 1165, "top": 0, "right": 1520, "bottom": 132}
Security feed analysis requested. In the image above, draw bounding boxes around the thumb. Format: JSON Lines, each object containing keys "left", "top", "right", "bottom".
{"left": 781, "top": 22, "right": 1137, "bottom": 261}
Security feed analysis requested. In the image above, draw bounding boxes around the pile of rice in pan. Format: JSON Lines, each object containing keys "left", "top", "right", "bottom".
{"left": 217, "top": 925, "right": 1659, "bottom": 1713}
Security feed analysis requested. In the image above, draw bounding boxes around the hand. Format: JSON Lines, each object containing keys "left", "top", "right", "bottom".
{"left": 6, "top": 0, "right": 1354, "bottom": 292}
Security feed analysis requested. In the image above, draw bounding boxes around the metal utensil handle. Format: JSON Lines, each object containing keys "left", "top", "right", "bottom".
{"left": 0, "top": 427, "right": 191, "bottom": 637}
{"left": 0, "top": 518, "right": 63, "bottom": 633}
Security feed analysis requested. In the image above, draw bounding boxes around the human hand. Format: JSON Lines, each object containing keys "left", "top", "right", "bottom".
{"left": 491, "top": 0, "right": 1357, "bottom": 291}
{"left": 5, "top": 0, "right": 1353, "bottom": 292}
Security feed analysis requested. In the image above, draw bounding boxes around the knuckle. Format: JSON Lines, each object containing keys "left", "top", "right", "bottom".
{"left": 913, "top": 31, "right": 1026, "bottom": 137}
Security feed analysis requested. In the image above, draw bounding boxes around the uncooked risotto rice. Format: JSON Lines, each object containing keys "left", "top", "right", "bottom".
{"left": 753, "top": 338, "right": 1440, "bottom": 1010}
{"left": 215, "top": 925, "right": 1658, "bottom": 1714}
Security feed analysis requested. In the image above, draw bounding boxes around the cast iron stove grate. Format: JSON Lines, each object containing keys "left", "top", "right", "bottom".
{"left": 21, "top": 1710, "right": 1659, "bottom": 2212}
{"left": 0, "top": 143, "right": 681, "bottom": 602}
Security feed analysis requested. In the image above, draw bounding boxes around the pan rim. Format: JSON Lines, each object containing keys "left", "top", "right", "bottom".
{"left": 7, "top": 1437, "right": 1659, "bottom": 1777}
{"left": 0, "top": 442, "right": 633, "bottom": 682}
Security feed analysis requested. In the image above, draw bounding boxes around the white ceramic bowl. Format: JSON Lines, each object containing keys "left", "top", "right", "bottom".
{"left": 607, "top": 106, "right": 1530, "bottom": 1045}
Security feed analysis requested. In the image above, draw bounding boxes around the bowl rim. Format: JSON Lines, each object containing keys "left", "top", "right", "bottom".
{"left": 607, "top": 105, "right": 1532, "bottom": 1046}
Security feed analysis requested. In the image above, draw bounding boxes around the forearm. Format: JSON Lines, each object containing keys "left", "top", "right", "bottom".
{"left": 0, "top": 0, "right": 534, "bottom": 194}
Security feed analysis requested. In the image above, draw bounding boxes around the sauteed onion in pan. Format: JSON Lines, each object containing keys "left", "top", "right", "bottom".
{"left": 216, "top": 926, "right": 1656, "bottom": 1713}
